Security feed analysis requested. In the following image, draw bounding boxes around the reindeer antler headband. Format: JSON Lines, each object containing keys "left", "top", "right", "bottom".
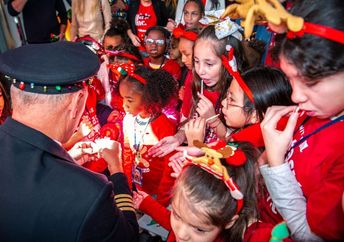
{"left": 184, "top": 140, "right": 247, "bottom": 214}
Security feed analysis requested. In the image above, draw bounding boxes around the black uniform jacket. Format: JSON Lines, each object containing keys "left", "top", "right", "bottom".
{"left": 0, "top": 118, "right": 138, "bottom": 242}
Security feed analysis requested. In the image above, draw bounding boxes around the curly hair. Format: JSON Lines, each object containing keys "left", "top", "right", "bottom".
{"left": 123, "top": 66, "right": 178, "bottom": 115}
{"left": 279, "top": 0, "right": 344, "bottom": 80}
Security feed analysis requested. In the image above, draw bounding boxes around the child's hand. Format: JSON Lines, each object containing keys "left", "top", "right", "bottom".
{"left": 133, "top": 190, "right": 148, "bottom": 210}
{"left": 100, "top": 141, "right": 123, "bottom": 174}
{"left": 129, "top": 33, "right": 141, "bottom": 47}
{"left": 168, "top": 152, "right": 185, "bottom": 178}
{"left": 261, "top": 106, "right": 299, "bottom": 167}
{"left": 196, "top": 93, "right": 216, "bottom": 119}
{"left": 166, "top": 18, "right": 177, "bottom": 32}
{"left": 169, "top": 147, "right": 205, "bottom": 178}
{"left": 185, "top": 117, "right": 206, "bottom": 145}
{"left": 148, "top": 136, "right": 182, "bottom": 157}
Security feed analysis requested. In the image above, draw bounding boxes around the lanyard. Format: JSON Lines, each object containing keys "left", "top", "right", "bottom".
{"left": 289, "top": 114, "right": 344, "bottom": 151}
{"left": 133, "top": 116, "right": 151, "bottom": 153}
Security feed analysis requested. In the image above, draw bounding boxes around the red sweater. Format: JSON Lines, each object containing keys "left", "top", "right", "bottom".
{"left": 123, "top": 113, "right": 176, "bottom": 206}
{"left": 259, "top": 116, "right": 344, "bottom": 240}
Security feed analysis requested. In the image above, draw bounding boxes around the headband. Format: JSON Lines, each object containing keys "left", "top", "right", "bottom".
{"left": 173, "top": 25, "right": 198, "bottom": 42}
{"left": 287, "top": 22, "right": 344, "bottom": 45}
{"left": 105, "top": 49, "right": 140, "bottom": 62}
{"left": 221, "top": 45, "right": 255, "bottom": 103}
{"left": 185, "top": 140, "right": 246, "bottom": 214}
{"left": 108, "top": 63, "right": 147, "bottom": 85}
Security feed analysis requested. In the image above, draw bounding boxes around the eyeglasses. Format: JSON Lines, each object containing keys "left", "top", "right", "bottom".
{"left": 145, "top": 38, "right": 165, "bottom": 46}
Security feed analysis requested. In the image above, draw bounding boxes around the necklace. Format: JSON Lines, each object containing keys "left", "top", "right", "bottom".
{"left": 133, "top": 115, "right": 151, "bottom": 164}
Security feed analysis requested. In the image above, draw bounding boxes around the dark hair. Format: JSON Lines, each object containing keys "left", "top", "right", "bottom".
{"left": 240, "top": 67, "right": 293, "bottom": 122}
{"left": 0, "top": 75, "right": 12, "bottom": 123}
{"left": 242, "top": 38, "right": 266, "bottom": 68}
{"left": 121, "top": 66, "right": 178, "bottom": 114}
{"left": 173, "top": 142, "right": 259, "bottom": 242}
{"left": 279, "top": 0, "right": 344, "bottom": 80}
{"left": 183, "top": 0, "right": 204, "bottom": 16}
{"left": 111, "top": 43, "right": 143, "bottom": 64}
{"left": 191, "top": 25, "right": 249, "bottom": 117}
{"left": 104, "top": 18, "right": 130, "bottom": 44}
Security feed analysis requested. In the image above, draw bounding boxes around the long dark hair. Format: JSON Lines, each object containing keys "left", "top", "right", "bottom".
{"left": 240, "top": 67, "right": 294, "bottom": 122}
{"left": 279, "top": 0, "right": 344, "bottom": 80}
{"left": 173, "top": 142, "right": 260, "bottom": 242}
{"left": 191, "top": 25, "right": 249, "bottom": 117}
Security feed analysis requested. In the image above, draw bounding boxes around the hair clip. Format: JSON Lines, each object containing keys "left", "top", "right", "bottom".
{"left": 221, "top": 45, "right": 254, "bottom": 103}
{"left": 173, "top": 25, "right": 198, "bottom": 41}
{"left": 107, "top": 63, "right": 147, "bottom": 85}
{"left": 214, "top": 18, "right": 243, "bottom": 40}
{"left": 185, "top": 140, "right": 246, "bottom": 214}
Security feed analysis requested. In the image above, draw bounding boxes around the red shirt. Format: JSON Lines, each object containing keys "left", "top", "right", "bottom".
{"left": 135, "top": 3, "right": 157, "bottom": 50}
{"left": 123, "top": 113, "right": 176, "bottom": 206}
{"left": 143, "top": 58, "right": 182, "bottom": 82}
{"left": 285, "top": 117, "right": 344, "bottom": 240}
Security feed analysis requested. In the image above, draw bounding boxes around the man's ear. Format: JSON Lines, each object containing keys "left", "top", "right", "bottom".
{"left": 69, "top": 89, "right": 87, "bottom": 119}
{"left": 225, "top": 214, "right": 239, "bottom": 229}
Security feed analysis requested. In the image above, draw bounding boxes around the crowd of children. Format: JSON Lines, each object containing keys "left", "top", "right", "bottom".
{"left": 1, "top": 0, "right": 343, "bottom": 241}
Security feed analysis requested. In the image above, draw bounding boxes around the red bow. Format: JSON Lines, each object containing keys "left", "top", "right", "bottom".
{"left": 210, "top": 140, "right": 247, "bottom": 166}
{"left": 221, "top": 46, "right": 255, "bottom": 103}
{"left": 107, "top": 63, "right": 147, "bottom": 85}
{"left": 173, "top": 25, "right": 198, "bottom": 41}
{"left": 287, "top": 22, "right": 344, "bottom": 45}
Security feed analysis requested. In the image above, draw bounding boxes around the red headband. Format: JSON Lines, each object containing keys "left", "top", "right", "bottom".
{"left": 108, "top": 63, "right": 147, "bottom": 85}
{"left": 221, "top": 46, "right": 254, "bottom": 103}
{"left": 173, "top": 25, "right": 198, "bottom": 42}
{"left": 287, "top": 22, "right": 344, "bottom": 45}
{"left": 185, "top": 140, "right": 246, "bottom": 214}
{"left": 105, "top": 49, "right": 140, "bottom": 62}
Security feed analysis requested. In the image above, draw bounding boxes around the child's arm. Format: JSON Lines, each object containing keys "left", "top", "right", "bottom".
{"left": 134, "top": 191, "right": 172, "bottom": 231}
{"left": 260, "top": 163, "right": 323, "bottom": 241}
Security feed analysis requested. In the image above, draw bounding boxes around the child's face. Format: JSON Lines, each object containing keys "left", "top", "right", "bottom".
{"left": 179, "top": 38, "right": 194, "bottom": 70}
{"left": 280, "top": 54, "right": 344, "bottom": 119}
{"left": 221, "top": 79, "right": 252, "bottom": 128}
{"left": 183, "top": 1, "right": 202, "bottom": 29}
{"left": 194, "top": 39, "right": 222, "bottom": 88}
{"left": 145, "top": 30, "right": 166, "bottom": 58}
{"left": 119, "top": 80, "right": 144, "bottom": 116}
{"left": 103, "top": 35, "right": 123, "bottom": 50}
{"left": 170, "top": 190, "right": 222, "bottom": 242}
{"left": 169, "top": 39, "right": 181, "bottom": 60}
